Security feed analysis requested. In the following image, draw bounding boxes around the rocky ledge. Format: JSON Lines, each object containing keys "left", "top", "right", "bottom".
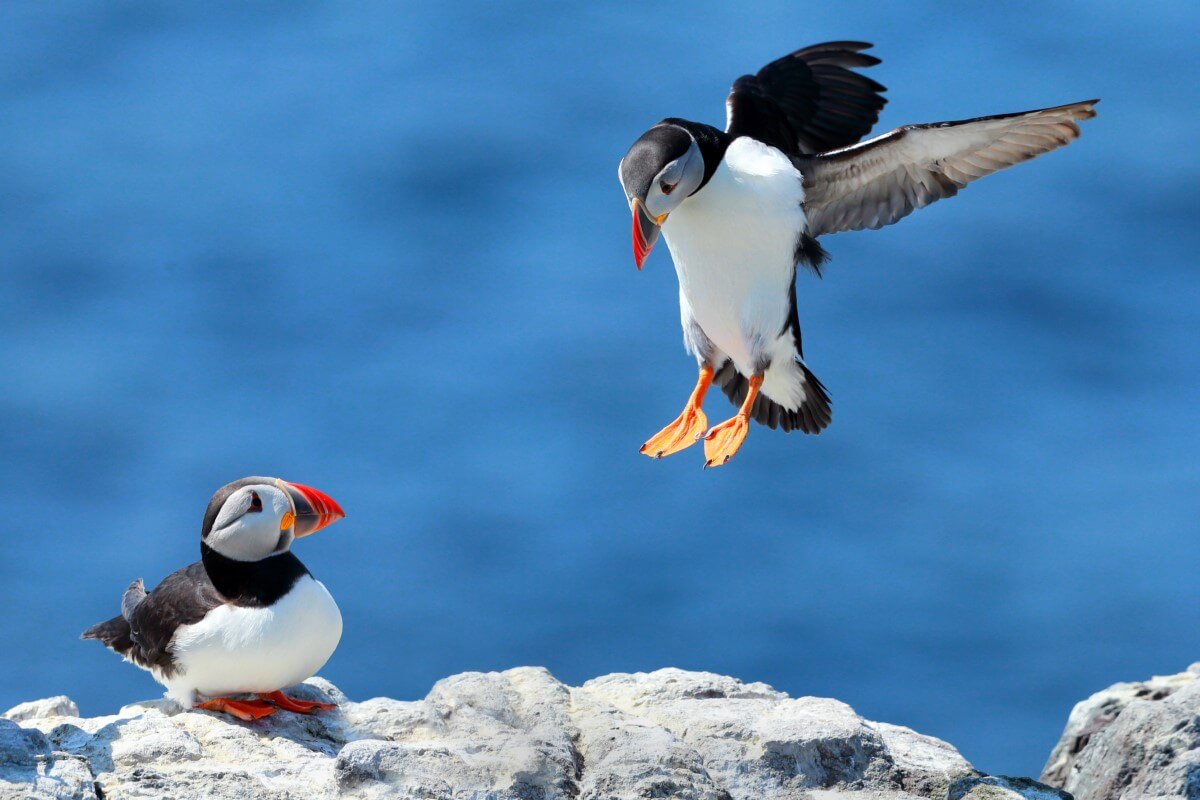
{"left": 0, "top": 666, "right": 1186, "bottom": 800}
{"left": 1041, "top": 662, "right": 1200, "bottom": 800}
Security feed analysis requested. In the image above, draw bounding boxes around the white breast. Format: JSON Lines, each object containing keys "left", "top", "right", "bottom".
{"left": 662, "top": 137, "right": 807, "bottom": 374}
{"left": 164, "top": 575, "right": 342, "bottom": 705}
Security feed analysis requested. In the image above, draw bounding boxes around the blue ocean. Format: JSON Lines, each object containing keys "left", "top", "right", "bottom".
{"left": 2, "top": 1, "right": 1197, "bottom": 777}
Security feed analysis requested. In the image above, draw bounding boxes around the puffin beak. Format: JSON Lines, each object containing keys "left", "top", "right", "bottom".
{"left": 282, "top": 481, "right": 346, "bottom": 538}
{"left": 631, "top": 198, "right": 665, "bottom": 270}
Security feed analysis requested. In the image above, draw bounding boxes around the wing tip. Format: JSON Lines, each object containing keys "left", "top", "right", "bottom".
{"left": 1069, "top": 97, "right": 1100, "bottom": 113}
{"left": 792, "top": 41, "right": 881, "bottom": 68}
{"left": 801, "top": 40, "right": 875, "bottom": 52}
{"left": 1050, "top": 98, "right": 1099, "bottom": 120}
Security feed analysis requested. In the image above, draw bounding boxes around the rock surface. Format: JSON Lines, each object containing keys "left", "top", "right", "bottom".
{"left": 2, "top": 668, "right": 1067, "bottom": 800}
{"left": 1041, "top": 663, "right": 1200, "bottom": 800}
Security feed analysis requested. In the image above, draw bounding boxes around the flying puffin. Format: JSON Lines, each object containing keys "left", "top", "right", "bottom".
{"left": 83, "top": 477, "right": 346, "bottom": 721}
{"left": 618, "top": 41, "right": 1097, "bottom": 467}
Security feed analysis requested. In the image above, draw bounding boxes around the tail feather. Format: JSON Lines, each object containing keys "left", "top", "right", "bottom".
{"left": 81, "top": 615, "right": 134, "bottom": 656}
{"left": 714, "top": 360, "right": 832, "bottom": 433}
{"left": 82, "top": 577, "right": 145, "bottom": 658}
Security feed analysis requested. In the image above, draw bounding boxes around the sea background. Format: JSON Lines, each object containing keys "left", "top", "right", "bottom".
{"left": 2, "top": 1, "right": 1197, "bottom": 776}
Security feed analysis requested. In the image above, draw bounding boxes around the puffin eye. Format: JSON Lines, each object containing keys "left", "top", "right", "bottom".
{"left": 247, "top": 491, "right": 263, "bottom": 513}
{"left": 660, "top": 180, "right": 676, "bottom": 195}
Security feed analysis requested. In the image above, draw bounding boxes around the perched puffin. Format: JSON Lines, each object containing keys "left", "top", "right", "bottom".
{"left": 83, "top": 477, "right": 346, "bottom": 721}
{"left": 618, "top": 41, "right": 1097, "bottom": 467}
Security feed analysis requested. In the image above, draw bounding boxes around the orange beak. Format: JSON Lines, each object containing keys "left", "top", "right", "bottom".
{"left": 631, "top": 198, "right": 664, "bottom": 270}
{"left": 283, "top": 481, "right": 345, "bottom": 538}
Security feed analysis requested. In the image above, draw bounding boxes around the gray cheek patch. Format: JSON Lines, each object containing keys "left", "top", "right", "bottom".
{"left": 657, "top": 157, "right": 686, "bottom": 188}
{"left": 210, "top": 491, "right": 251, "bottom": 534}
{"left": 674, "top": 140, "right": 704, "bottom": 198}
{"left": 645, "top": 140, "right": 705, "bottom": 218}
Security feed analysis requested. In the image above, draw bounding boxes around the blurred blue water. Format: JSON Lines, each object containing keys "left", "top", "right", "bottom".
{"left": 2, "top": 0, "right": 1198, "bottom": 777}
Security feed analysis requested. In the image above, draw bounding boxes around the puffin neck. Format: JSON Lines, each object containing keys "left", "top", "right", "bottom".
{"left": 200, "top": 542, "right": 311, "bottom": 607}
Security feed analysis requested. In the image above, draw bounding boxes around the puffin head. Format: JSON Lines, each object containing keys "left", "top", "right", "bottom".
{"left": 201, "top": 477, "right": 345, "bottom": 562}
{"left": 618, "top": 120, "right": 705, "bottom": 269}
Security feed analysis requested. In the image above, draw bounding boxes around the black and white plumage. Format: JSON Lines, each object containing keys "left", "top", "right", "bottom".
{"left": 82, "top": 477, "right": 346, "bottom": 711}
{"left": 618, "top": 41, "right": 1096, "bottom": 465}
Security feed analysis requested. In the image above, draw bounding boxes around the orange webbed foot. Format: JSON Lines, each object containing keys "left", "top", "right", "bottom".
{"left": 702, "top": 371, "right": 761, "bottom": 468}
{"left": 641, "top": 405, "right": 708, "bottom": 459}
{"left": 260, "top": 690, "right": 337, "bottom": 714}
{"left": 195, "top": 697, "right": 278, "bottom": 721}
{"left": 703, "top": 413, "right": 751, "bottom": 468}
{"left": 641, "top": 365, "right": 714, "bottom": 459}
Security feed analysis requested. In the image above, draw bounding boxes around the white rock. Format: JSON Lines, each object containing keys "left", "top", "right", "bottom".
{"left": 109, "top": 713, "right": 203, "bottom": 766}
{"left": 570, "top": 682, "right": 727, "bottom": 799}
{"left": 3, "top": 697, "right": 80, "bottom": 723}
{"left": 3, "top": 669, "right": 1047, "bottom": 800}
{"left": 579, "top": 669, "right": 978, "bottom": 798}
{"left": 1, "top": 718, "right": 96, "bottom": 799}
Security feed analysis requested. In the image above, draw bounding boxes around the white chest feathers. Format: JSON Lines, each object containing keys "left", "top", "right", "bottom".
{"left": 165, "top": 574, "right": 343, "bottom": 703}
{"left": 661, "top": 137, "right": 807, "bottom": 370}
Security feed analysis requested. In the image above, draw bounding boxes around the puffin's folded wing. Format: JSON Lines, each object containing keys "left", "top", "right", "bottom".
{"left": 798, "top": 100, "right": 1098, "bottom": 237}
{"left": 126, "top": 562, "right": 223, "bottom": 674}
{"left": 726, "top": 41, "right": 887, "bottom": 156}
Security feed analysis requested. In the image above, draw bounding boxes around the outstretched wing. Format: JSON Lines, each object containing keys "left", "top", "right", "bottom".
{"left": 798, "top": 100, "right": 1098, "bottom": 237}
{"left": 725, "top": 41, "right": 887, "bottom": 156}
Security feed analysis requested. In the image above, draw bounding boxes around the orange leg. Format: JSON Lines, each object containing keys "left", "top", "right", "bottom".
{"left": 259, "top": 690, "right": 337, "bottom": 714}
{"left": 641, "top": 365, "right": 714, "bottom": 459}
{"left": 703, "top": 372, "right": 763, "bottom": 468}
{"left": 195, "top": 697, "right": 278, "bottom": 721}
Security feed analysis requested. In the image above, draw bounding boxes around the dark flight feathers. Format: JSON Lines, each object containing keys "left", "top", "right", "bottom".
{"left": 725, "top": 41, "right": 887, "bottom": 156}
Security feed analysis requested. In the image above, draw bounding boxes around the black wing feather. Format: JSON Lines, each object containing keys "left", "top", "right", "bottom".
{"left": 82, "top": 561, "right": 224, "bottom": 678}
{"left": 127, "top": 562, "right": 224, "bottom": 675}
{"left": 725, "top": 41, "right": 887, "bottom": 156}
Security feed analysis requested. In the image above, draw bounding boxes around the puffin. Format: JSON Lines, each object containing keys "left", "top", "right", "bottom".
{"left": 618, "top": 41, "right": 1097, "bottom": 467}
{"left": 82, "top": 477, "right": 346, "bottom": 721}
